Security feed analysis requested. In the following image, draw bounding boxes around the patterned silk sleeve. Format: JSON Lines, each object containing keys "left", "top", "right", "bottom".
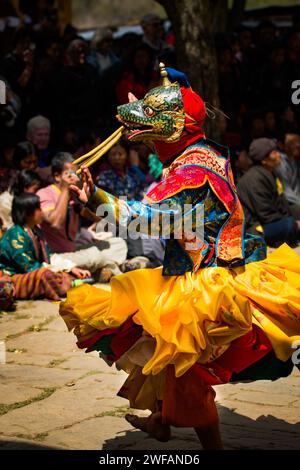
{"left": 87, "top": 186, "right": 204, "bottom": 239}
{"left": 7, "top": 229, "right": 43, "bottom": 273}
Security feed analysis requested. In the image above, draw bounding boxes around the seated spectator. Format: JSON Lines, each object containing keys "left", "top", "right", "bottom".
{"left": 140, "top": 13, "right": 171, "bottom": 58}
{"left": 61, "top": 126, "right": 79, "bottom": 154}
{"left": 37, "top": 152, "right": 127, "bottom": 280}
{"left": 55, "top": 39, "right": 99, "bottom": 139}
{"left": 264, "top": 110, "right": 280, "bottom": 140}
{"left": 0, "top": 168, "right": 42, "bottom": 231}
{"left": 33, "top": 38, "right": 63, "bottom": 120}
{"left": 259, "top": 43, "right": 290, "bottom": 110}
{"left": 0, "top": 193, "right": 90, "bottom": 301}
{"left": 0, "top": 133, "right": 18, "bottom": 193}
{"left": 280, "top": 105, "right": 299, "bottom": 135}
{"left": 238, "top": 138, "right": 300, "bottom": 247}
{"left": 286, "top": 29, "right": 300, "bottom": 80}
{"left": 217, "top": 43, "right": 241, "bottom": 124}
{"left": 87, "top": 27, "right": 121, "bottom": 79}
{"left": 87, "top": 28, "right": 122, "bottom": 127}
{"left": 114, "top": 32, "right": 142, "bottom": 65}
{"left": 37, "top": 151, "right": 83, "bottom": 253}
{"left": 231, "top": 148, "right": 252, "bottom": 182}
{"left": 219, "top": 114, "right": 242, "bottom": 151}
{"left": 95, "top": 139, "right": 162, "bottom": 271}
{"left": 73, "top": 130, "right": 101, "bottom": 179}
{"left": 1, "top": 0, "right": 46, "bottom": 27}
{"left": 116, "top": 45, "right": 156, "bottom": 105}
{"left": 275, "top": 133, "right": 300, "bottom": 219}
{"left": 96, "top": 139, "right": 146, "bottom": 201}
{"left": 253, "top": 20, "right": 277, "bottom": 68}
{"left": 32, "top": 7, "right": 60, "bottom": 49}
{"left": 242, "top": 114, "right": 266, "bottom": 148}
{"left": 0, "top": 27, "right": 35, "bottom": 99}
{"left": 13, "top": 140, "right": 37, "bottom": 170}
{"left": 75, "top": 132, "right": 101, "bottom": 158}
{"left": 12, "top": 139, "right": 51, "bottom": 185}
{"left": 26, "top": 115, "right": 53, "bottom": 168}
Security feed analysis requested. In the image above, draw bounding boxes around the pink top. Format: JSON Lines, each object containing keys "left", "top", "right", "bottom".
{"left": 37, "top": 184, "right": 79, "bottom": 253}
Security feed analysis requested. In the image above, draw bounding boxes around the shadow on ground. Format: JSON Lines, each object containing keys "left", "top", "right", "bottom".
{"left": 0, "top": 440, "right": 62, "bottom": 450}
{"left": 101, "top": 405, "right": 300, "bottom": 450}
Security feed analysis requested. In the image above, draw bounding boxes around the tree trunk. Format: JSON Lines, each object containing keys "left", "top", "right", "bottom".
{"left": 157, "top": 0, "right": 224, "bottom": 140}
{"left": 213, "top": 0, "right": 228, "bottom": 33}
{"left": 228, "top": 0, "right": 246, "bottom": 31}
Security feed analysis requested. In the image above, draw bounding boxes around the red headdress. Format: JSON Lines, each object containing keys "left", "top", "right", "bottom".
{"left": 154, "top": 86, "right": 206, "bottom": 163}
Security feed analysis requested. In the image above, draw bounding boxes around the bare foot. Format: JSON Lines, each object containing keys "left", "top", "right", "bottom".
{"left": 125, "top": 414, "right": 149, "bottom": 433}
{"left": 98, "top": 267, "right": 113, "bottom": 283}
{"left": 125, "top": 412, "right": 171, "bottom": 442}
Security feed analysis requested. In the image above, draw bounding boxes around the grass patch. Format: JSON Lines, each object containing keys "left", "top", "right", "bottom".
{"left": 48, "top": 358, "right": 67, "bottom": 368}
{"left": 7, "top": 348, "right": 27, "bottom": 354}
{"left": 15, "top": 314, "right": 32, "bottom": 320}
{"left": 79, "top": 369, "right": 101, "bottom": 380}
{"left": 6, "top": 316, "right": 56, "bottom": 340}
{"left": 13, "top": 431, "right": 49, "bottom": 442}
{"left": 0, "top": 387, "right": 56, "bottom": 416}
{"left": 14, "top": 432, "right": 34, "bottom": 440}
{"left": 60, "top": 406, "right": 136, "bottom": 432}
{"left": 27, "top": 316, "right": 56, "bottom": 332}
{"left": 34, "top": 432, "right": 49, "bottom": 441}
{"left": 99, "top": 405, "right": 134, "bottom": 418}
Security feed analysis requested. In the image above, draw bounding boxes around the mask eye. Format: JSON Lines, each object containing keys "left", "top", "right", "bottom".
{"left": 144, "top": 106, "right": 155, "bottom": 117}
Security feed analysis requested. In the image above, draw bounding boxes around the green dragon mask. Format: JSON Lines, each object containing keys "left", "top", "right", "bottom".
{"left": 116, "top": 82, "right": 185, "bottom": 143}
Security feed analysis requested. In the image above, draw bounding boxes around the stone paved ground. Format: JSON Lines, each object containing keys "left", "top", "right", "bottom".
{"left": 0, "top": 296, "right": 299, "bottom": 451}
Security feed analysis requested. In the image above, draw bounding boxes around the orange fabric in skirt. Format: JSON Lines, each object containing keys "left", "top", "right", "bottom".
{"left": 162, "top": 364, "right": 219, "bottom": 428}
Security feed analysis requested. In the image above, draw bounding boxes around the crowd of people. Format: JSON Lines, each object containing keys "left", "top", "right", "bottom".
{"left": 0, "top": 3, "right": 300, "bottom": 307}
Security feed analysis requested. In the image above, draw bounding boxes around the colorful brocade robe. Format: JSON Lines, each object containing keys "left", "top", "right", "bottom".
{"left": 88, "top": 139, "right": 266, "bottom": 275}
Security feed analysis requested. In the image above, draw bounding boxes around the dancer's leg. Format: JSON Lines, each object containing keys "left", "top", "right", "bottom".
{"left": 194, "top": 422, "right": 223, "bottom": 450}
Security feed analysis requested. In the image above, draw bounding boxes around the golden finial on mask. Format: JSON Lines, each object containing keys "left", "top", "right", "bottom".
{"left": 159, "top": 62, "right": 172, "bottom": 87}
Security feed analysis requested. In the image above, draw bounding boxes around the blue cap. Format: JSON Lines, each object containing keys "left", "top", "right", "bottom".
{"left": 166, "top": 67, "right": 190, "bottom": 88}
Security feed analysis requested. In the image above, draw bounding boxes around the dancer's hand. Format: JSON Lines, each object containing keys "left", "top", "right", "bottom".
{"left": 70, "top": 167, "right": 94, "bottom": 204}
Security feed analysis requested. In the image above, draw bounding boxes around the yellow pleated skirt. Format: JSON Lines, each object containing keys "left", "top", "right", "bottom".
{"left": 60, "top": 244, "right": 300, "bottom": 378}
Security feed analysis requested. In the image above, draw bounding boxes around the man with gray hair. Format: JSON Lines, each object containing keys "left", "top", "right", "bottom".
{"left": 26, "top": 114, "right": 52, "bottom": 167}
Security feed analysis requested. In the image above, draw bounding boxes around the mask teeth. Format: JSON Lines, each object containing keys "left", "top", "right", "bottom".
{"left": 159, "top": 62, "right": 172, "bottom": 87}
